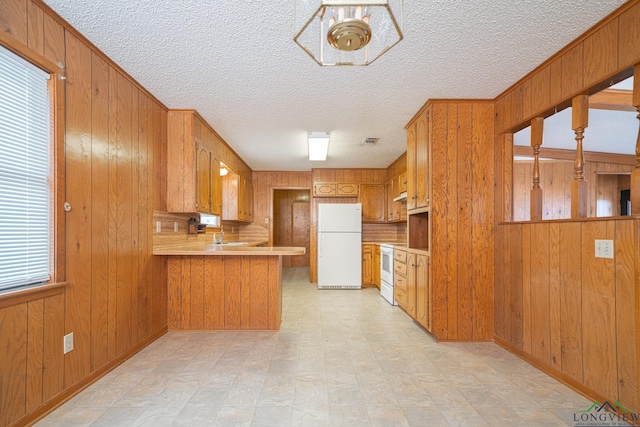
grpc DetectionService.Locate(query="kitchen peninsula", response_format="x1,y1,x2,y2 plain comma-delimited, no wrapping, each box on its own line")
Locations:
154,243,305,331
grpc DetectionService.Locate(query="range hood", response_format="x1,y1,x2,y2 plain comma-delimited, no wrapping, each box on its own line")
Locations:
393,192,407,202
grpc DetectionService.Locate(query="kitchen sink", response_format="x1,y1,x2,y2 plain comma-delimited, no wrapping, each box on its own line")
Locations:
214,242,249,246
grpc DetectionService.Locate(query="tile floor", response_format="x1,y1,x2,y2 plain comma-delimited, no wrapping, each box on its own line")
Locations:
36,267,605,426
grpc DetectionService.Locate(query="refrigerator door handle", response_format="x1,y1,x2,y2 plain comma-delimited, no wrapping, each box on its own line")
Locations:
318,233,322,257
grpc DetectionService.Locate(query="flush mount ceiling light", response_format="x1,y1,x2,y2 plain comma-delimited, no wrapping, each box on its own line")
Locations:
294,0,403,66
308,132,330,161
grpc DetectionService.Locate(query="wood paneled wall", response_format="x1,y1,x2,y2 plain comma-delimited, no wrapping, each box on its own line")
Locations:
495,1,640,134
513,159,633,221
0,1,168,426
494,219,639,411
428,101,495,341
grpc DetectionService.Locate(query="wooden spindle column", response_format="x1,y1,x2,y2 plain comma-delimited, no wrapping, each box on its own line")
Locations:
631,64,640,216
530,117,543,220
571,95,589,218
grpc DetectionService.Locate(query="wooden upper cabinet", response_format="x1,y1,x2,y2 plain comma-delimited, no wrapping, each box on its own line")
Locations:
222,170,253,222
167,111,221,215
398,171,407,194
406,121,417,210
416,109,429,208
196,144,212,213
211,157,222,216
313,182,359,197
386,179,394,221
313,183,336,197
337,183,358,196
359,184,385,223
406,106,430,212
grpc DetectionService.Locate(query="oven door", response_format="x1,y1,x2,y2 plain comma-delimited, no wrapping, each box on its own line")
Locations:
380,245,393,285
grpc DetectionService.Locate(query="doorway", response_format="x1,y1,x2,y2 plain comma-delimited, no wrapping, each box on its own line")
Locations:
273,189,311,268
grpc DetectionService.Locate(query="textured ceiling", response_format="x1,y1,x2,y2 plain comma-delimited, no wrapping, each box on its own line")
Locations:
43,0,627,171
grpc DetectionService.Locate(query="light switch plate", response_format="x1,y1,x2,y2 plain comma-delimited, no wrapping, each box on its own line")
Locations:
595,239,613,259
156,221,161,233
64,333,74,354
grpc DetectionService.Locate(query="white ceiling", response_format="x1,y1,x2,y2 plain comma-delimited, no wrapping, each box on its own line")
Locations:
43,0,627,171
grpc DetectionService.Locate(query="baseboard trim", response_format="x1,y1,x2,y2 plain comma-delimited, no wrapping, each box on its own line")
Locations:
17,327,168,427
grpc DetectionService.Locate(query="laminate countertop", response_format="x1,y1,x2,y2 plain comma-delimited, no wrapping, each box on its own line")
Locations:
153,243,305,256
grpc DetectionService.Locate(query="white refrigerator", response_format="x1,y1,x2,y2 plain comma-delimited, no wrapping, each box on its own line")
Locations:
317,203,362,289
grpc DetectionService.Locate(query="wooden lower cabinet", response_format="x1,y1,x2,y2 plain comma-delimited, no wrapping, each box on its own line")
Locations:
373,245,380,289
167,255,282,330
412,252,430,331
394,248,430,332
394,249,415,317
362,244,373,286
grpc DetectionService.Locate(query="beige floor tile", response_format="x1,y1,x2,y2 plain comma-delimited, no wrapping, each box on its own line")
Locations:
36,267,599,427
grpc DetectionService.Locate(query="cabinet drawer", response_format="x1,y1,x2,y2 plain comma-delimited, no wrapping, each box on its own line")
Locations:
362,244,372,254
394,287,407,308
337,183,359,196
394,250,407,263
394,273,407,291
394,261,407,277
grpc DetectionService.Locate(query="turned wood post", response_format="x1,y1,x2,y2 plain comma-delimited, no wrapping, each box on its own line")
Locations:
502,133,514,222
571,95,589,218
530,117,544,220
631,64,640,215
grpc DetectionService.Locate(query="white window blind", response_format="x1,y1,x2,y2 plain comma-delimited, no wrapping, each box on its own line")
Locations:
0,45,52,291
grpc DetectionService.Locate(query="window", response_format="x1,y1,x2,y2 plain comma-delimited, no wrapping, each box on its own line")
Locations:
0,45,52,292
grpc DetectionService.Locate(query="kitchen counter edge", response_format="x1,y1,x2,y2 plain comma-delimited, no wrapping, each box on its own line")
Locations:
153,244,305,256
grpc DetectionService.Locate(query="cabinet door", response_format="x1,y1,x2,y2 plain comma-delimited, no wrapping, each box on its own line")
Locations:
386,180,394,222
314,183,336,197
416,108,430,209
244,177,254,221
337,183,359,196
211,158,222,215
405,253,417,318
360,184,385,223
196,145,211,213
373,245,380,289
362,246,372,285
405,253,417,319
406,121,417,210
398,172,407,194
415,254,430,330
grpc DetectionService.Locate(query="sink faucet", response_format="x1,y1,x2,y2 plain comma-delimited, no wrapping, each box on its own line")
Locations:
213,227,224,244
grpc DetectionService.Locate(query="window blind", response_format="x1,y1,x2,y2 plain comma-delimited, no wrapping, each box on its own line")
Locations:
0,45,52,291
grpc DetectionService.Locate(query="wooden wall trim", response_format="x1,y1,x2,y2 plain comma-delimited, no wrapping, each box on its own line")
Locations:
0,282,66,310
494,335,611,405
513,145,636,166
0,28,60,73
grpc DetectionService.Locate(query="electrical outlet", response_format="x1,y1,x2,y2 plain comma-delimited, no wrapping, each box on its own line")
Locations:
264,217,269,224
156,221,161,233
174,221,179,232
64,333,74,354
595,239,614,259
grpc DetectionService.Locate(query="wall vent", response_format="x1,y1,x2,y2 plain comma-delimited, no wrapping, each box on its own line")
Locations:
363,137,379,145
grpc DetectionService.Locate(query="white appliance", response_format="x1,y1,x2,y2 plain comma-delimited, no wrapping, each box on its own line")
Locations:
380,244,396,305
317,203,362,289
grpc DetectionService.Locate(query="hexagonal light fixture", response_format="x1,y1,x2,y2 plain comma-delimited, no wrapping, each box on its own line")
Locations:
294,0,403,66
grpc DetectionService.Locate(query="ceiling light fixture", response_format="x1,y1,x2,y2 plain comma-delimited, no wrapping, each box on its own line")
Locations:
308,132,330,161
294,0,403,66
